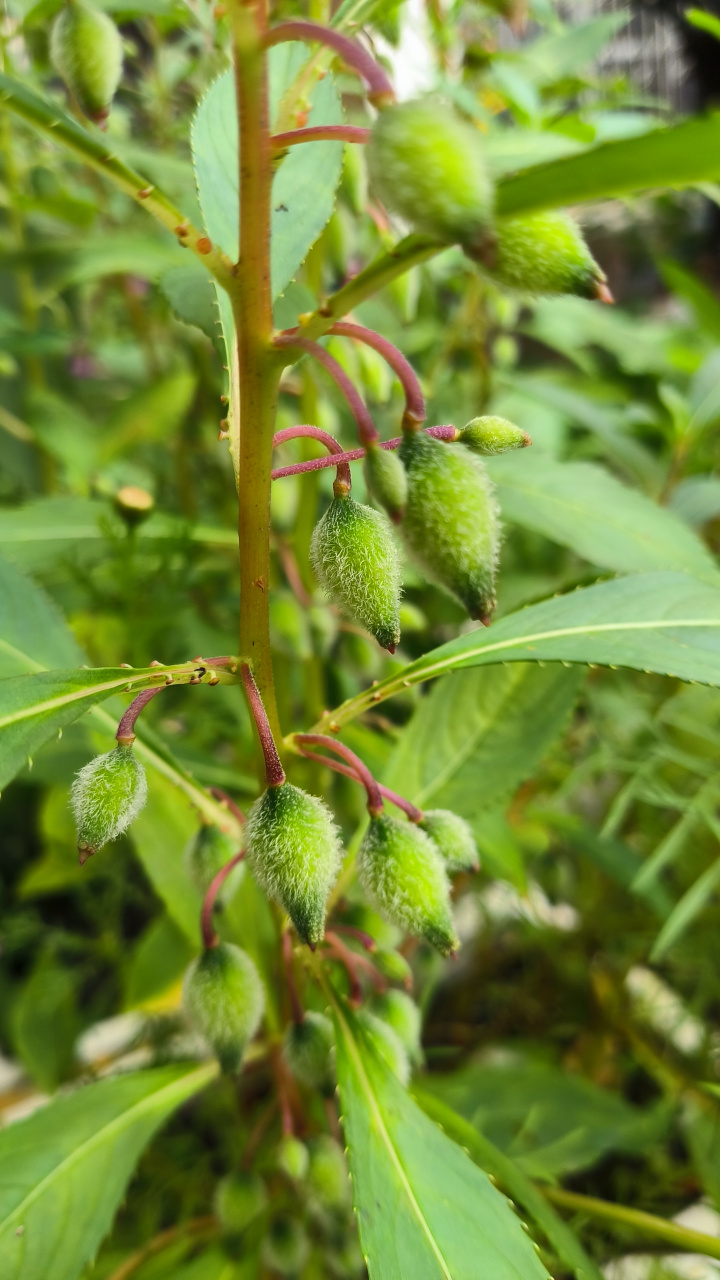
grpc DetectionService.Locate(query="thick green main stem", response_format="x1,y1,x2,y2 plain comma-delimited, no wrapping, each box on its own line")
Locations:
231,0,281,742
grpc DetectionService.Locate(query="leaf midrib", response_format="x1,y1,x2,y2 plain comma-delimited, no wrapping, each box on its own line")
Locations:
0,1063,216,1236
333,997,453,1280
0,671,161,730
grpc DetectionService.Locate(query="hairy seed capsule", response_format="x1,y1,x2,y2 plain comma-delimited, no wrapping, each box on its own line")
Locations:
245,783,342,947
474,211,607,298
459,415,530,456
263,1217,309,1277
400,428,500,622
283,1011,335,1094
419,808,480,874
369,988,423,1067
367,99,494,253
215,1171,267,1235
71,745,147,863
278,1134,309,1181
358,1008,411,1084
310,492,402,652
184,823,242,898
363,442,408,523
307,1136,352,1214
50,0,123,124
357,813,458,956
182,942,264,1074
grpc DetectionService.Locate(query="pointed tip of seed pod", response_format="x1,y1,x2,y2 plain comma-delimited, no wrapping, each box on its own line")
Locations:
480,614,492,628
386,643,396,655
308,942,317,953
78,844,95,866
521,432,532,447
595,279,614,304
389,510,405,525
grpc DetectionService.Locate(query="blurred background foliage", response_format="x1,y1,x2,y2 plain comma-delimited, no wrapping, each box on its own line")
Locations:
3,0,720,1277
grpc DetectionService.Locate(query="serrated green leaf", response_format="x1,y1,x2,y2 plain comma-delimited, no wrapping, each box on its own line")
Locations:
0,1062,216,1280
320,573,720,731
331,992,550,1280
489,452,719,580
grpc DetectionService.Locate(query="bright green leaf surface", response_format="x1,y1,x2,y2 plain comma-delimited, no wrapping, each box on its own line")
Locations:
332,994,550,1280
489,452,719,580
0,551,83,677
0,1062,216,1280
131,771,205,945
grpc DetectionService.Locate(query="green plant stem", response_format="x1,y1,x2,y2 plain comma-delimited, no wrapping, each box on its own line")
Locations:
230,0,282,744
543,1186,720,1261
106,1216,218,1280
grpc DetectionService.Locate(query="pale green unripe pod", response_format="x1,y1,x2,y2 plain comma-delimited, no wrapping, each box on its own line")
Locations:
182,942,265,1074
283,1011,335,1094
307,1136,352,1214
459,415,530,456
71,744,147,863
369,988,423,1067
357,813,458,956
184,823,242,899
367,99,494,253
245,783,342,947
310,491,402,653
399,429,500,623
263,1216,309,1276
278,1134,309,1181
358,1008,410,1085
419,808,480,874
215,1171,267,1235
474,211,607,299
363,442,408,524
50,0,123,124
373,947,414,989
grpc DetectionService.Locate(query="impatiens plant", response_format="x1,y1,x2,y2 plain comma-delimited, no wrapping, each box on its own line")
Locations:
5,2,720,1278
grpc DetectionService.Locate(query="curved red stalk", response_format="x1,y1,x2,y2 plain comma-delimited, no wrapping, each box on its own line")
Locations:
241,663,286,787
273,423,351,491
265,21,395,107
295,733,384,816
272,125,371,149
115,685,164,746
274,333,379,446
272,424,458,481
201,850,245,949
296,744,422,822
208,787,246,826
329,321,426,428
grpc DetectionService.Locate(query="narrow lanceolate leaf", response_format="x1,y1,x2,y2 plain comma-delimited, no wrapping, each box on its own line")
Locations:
414,1091,604,1280
0,1062,217,1280
489,453,719,581
314,573,720,732
331,994,550,1280
0,662,237,790
496,113,720,217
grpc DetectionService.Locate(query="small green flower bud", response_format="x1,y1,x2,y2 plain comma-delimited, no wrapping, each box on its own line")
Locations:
307,1136,352,1214
474,211,607,299
245,783,342,947
71,745,147,863
419,808,480,874
278,1134,310,1181
357,813,458,956
263,1216,309,1277
369,989,423,1067
459,415,530,456
310,491,402,653
184,823,242,899
50,0,123,124
373,947,414,988
358,1008,410,1085
363,442,408,524
182,942,265,1074
400,429,500,623
214,1171,267,1235
367,99,494,252
283,1011,335,1094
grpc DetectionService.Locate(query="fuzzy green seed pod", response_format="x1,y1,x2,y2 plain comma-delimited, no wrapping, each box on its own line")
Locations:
369,989,423,1067
459,415,530,456
357,813,458,956
71,745,147,863
182,942,264,1074
419,808,480,874
278,1134,309,1181
310,491,402,653
263,1217,309,1277
307,1136,351,1214
367,99,493,253
400,429,500,622
184,823,242,899
474,211,607,299
215,1171,267,1235
50,0,123,124
358,1008,410,1085
245,783,342,947
363,442,408,524
283,1011,335,1094
373,947,414,989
